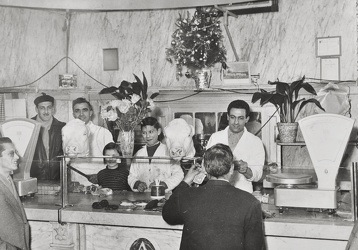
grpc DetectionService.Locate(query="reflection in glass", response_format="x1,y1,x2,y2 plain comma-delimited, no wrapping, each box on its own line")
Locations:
246,112,262,138
218,112,228,131
174,112,205,135
195,112,216,134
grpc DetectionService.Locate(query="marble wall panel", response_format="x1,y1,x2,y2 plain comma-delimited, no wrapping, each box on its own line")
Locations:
29,221,54,250
0,0,355,93
0,8,66,89
68,11,153,90
225,0,356,85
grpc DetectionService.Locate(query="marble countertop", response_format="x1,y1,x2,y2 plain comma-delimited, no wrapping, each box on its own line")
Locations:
21,190,355,240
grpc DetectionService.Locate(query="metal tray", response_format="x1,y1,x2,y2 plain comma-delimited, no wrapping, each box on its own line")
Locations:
266,173,313,185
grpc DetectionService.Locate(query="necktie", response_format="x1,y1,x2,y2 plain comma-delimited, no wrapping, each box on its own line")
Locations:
7,176,18,197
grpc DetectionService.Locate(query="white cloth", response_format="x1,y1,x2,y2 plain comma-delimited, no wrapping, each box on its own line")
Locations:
206,126,265,193
128,143,184,192
71,121,113,186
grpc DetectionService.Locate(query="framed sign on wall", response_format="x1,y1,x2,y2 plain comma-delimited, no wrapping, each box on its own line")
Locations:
316,36,341,57
320,57,340,81
220,61,251,88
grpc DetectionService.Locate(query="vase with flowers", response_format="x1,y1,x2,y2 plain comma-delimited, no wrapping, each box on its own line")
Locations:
166,7,227,89
99,72,159,157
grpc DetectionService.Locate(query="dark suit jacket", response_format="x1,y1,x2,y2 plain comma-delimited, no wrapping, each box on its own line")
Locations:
31,116,66,180
0,177,30,250
162,180,264,250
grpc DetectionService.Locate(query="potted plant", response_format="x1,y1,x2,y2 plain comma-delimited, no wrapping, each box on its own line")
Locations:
166,7,227,89
99,72,159,156
251,76,325,142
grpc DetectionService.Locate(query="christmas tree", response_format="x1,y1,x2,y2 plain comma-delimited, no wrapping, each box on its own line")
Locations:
166,7,227,79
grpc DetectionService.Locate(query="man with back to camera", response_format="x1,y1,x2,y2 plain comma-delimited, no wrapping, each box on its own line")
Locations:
206,99,265,193
70,97,113,186
162,143,264,250
31,92,66,180
0,137,30,250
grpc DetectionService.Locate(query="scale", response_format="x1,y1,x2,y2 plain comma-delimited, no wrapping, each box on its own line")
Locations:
266,114,355,213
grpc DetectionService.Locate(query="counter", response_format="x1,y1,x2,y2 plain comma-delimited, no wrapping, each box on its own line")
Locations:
22,190,354,250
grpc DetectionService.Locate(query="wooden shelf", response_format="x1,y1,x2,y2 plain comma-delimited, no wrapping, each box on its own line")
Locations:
276,140,358,146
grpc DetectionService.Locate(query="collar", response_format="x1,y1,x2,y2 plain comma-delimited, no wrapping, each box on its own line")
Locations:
205,179,232,186
36,115,53,128
0,170,10,179
227,126,246,136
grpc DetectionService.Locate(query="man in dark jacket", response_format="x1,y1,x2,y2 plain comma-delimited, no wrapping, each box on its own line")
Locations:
31,93,66,180
162,143,265,250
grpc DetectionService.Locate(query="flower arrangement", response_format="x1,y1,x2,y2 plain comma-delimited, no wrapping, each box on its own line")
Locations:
99,72,159,132
166,7,227,79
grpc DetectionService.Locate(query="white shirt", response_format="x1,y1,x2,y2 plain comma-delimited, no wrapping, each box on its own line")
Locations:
128,143,184,192
206,126,265,193
71,121,113,186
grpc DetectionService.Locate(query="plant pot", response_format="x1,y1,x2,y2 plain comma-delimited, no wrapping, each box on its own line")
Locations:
193,68,212,90
277,122,298,143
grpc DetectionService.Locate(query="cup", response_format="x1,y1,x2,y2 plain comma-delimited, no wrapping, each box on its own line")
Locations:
150,185,165,199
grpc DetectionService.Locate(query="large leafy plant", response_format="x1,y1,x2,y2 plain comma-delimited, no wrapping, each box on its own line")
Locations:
99,72,159,131
252,76,325,123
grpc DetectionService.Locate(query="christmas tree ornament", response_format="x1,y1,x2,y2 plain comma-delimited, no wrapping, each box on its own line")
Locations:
166,7,227,85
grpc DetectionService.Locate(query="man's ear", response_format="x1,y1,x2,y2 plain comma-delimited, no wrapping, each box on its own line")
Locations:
158,128,162,135
245,116,250,124
229,164,234,175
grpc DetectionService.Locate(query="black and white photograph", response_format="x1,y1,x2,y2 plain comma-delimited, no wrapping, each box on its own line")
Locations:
0,0,357,249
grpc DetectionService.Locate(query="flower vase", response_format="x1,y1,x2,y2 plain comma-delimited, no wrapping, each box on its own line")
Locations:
118,130,135,158
193,68,212,90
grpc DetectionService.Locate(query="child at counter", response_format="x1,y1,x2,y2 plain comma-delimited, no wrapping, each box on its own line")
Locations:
97,142,131,191
128,117,184,192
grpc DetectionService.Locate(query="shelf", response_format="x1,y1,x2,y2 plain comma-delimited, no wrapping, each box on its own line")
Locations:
276,141,306,146
276,140,358,146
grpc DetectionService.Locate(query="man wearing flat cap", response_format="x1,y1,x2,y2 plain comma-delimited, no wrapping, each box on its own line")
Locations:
31,93,66,180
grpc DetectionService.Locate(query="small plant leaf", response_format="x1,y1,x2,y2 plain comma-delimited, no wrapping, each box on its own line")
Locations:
150,92,159,99
99,86,118,95
132,74,143,96
142,72,148,100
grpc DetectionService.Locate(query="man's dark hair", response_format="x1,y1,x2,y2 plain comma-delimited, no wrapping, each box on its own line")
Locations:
102,142,120,155
102,142,121,163
0,137,13,155
72,97,93,111
141,117,164,141
204,143,233,178
227,100,250,118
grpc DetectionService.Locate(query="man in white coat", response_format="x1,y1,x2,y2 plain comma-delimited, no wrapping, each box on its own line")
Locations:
71,97,113,186
206,100,265,193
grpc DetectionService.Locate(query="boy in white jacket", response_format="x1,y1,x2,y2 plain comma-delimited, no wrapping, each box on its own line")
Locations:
128,117,184,192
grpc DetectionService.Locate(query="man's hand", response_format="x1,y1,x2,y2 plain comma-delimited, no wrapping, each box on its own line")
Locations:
183,164,202,185
137,182,147,192
234,160,253,179
87,174,98,184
